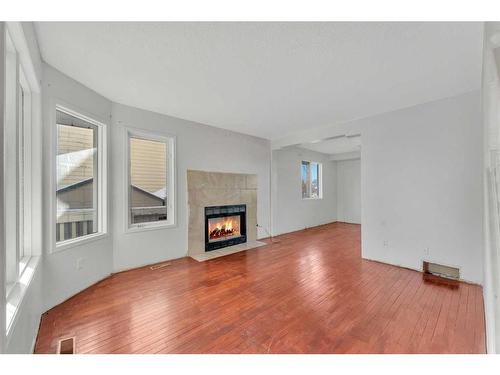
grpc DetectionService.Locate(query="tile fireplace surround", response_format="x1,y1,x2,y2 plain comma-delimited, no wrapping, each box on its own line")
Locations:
187,170,258,256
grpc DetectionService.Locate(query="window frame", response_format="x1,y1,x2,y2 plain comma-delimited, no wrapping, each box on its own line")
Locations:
52,104,108,252
18,68,32,275
301,160,323,200
4,29,19,296
124,128,176,233
3,22,42,340
4,31,34,295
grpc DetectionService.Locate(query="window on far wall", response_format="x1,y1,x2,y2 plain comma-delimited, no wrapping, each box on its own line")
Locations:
56,108,102,243
127,131,175,229
301,160,322,199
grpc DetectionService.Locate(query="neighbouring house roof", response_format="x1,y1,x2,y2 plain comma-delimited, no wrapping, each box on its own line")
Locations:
131,185,166,202
57,178,166,201
57,177,94,193
152,187,167,200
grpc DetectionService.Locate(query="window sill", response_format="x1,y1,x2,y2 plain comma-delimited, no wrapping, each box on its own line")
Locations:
5,282,15,301
302,197,323,200
5,256,40,338
18,255,31,276
125,221,177,234
53,232,109,253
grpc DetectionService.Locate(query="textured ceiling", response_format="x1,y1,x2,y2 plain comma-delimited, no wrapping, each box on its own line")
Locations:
35,22,483,140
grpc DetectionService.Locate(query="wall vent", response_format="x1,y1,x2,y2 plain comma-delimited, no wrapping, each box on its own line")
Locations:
423,261,460,287
57,337,75,354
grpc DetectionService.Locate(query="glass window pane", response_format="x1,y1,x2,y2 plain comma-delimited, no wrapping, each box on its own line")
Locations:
56,110,98,242
4,33,19,285
302,160,321,199
18,87,25,260
311,162,319,198
301,161,310,198
129,137,167,225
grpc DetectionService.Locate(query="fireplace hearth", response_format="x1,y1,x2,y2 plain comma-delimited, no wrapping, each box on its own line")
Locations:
205,205,247,251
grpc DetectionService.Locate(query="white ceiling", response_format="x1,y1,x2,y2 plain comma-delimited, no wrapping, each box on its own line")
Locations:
34,22,483,140
300,135,361,155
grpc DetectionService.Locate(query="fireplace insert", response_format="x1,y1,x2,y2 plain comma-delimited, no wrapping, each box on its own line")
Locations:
205,204,247,251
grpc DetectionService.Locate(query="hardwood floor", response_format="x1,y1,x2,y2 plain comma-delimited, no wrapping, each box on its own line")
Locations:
34,223,486,354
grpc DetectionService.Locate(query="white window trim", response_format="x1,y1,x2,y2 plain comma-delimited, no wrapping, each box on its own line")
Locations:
3,21,42,344
124,127,177,233
4,29,21,287
18,68,32,276
50,103,108,253
301,160,323,200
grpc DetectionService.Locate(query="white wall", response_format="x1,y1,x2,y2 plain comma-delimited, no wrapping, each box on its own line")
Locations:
111,103,271,271
42,64,114,310
272,147,337,236
361,91,483,284
336,158,361,224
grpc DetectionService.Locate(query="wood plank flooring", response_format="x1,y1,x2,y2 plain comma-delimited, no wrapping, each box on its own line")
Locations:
34,223,486,354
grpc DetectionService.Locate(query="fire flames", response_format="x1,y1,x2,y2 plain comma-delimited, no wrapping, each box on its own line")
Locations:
208,217,239,240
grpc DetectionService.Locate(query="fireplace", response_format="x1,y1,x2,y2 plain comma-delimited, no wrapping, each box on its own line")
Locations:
205,204,247,251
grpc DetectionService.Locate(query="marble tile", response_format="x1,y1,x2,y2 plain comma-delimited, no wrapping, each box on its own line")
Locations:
240,189,257,206
187,170,209,189
233,174,248,189
246,174,258,189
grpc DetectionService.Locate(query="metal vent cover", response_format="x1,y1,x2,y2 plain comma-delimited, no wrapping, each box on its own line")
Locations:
423,261,460,280
57,337,75,354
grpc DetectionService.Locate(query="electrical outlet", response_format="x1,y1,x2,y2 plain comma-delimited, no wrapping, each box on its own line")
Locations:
383,240,389,247
76,258,85,270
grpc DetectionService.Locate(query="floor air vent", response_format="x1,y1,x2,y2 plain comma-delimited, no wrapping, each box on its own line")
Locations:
423,261,460,287
150,262,171,270
57,337,75,354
